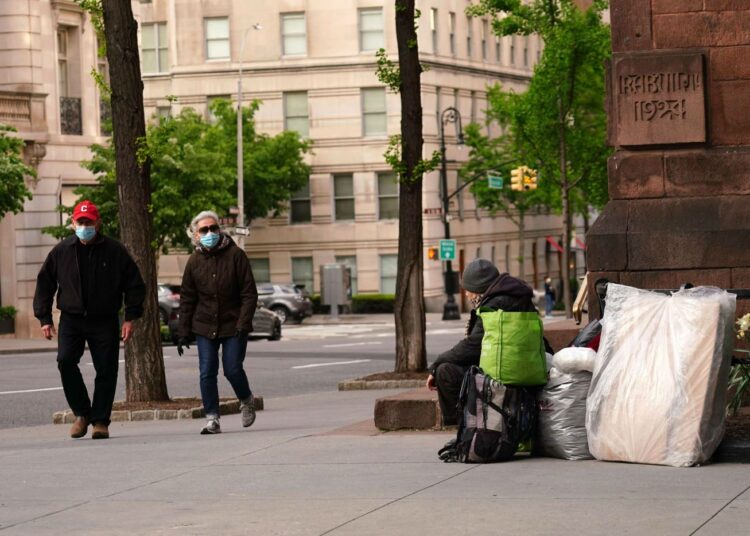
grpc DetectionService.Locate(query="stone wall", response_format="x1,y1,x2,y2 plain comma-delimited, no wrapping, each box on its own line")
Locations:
587,0,750,318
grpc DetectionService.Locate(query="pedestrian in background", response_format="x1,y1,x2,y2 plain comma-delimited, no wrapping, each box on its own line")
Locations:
177,210,258,435
544,276,556,317
33,200,145,440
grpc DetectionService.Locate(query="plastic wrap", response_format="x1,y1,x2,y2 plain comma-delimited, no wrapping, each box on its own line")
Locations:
586,284,736,467
553,347,597,374
536,366,593,460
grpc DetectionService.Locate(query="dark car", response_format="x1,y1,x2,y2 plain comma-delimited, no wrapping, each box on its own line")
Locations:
257,283,313,324
162,283,282,342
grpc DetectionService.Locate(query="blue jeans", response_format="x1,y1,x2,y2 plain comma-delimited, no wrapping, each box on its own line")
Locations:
196,334,252,417
545,294,555,316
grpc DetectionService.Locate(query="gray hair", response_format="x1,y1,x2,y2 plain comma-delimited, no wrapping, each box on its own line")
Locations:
186,210,221,246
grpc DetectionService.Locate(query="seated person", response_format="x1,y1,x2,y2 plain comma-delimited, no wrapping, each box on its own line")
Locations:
426,258,539,426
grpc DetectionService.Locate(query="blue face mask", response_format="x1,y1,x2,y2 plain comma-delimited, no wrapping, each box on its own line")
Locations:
200,232,220,249
75,225,97,242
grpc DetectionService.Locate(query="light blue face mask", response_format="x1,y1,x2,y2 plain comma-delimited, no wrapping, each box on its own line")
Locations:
75,225,96,242
200,232,220,249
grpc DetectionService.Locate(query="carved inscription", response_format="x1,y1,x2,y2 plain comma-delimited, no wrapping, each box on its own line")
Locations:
613,54,705,146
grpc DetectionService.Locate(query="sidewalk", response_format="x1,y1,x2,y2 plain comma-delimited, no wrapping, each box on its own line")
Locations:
1,389,748,535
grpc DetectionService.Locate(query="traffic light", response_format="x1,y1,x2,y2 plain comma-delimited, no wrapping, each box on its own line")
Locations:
524,168,538,190
427,247,439,260
510,167,523,191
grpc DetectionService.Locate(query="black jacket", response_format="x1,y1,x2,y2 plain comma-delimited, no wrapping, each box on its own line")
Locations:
429,273,538,375
178,234,257,340
33,234,145,326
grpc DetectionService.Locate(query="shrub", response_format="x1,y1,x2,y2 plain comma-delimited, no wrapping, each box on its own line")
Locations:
0,306,17,320
352,294,395,314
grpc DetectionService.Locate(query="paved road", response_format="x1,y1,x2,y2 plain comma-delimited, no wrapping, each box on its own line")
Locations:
0,318,471,429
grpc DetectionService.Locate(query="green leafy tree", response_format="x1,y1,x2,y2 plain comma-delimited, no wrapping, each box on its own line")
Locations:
44,101,310,253
0,125,34,219
468,0,611,317
460,122,549,279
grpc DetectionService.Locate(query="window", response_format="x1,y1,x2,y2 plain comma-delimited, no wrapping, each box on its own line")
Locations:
505,244,511,273
435,86,442,119
206,95,230,123
290,179,311,223
495,37,501,62
523,36,529,67
97,37,111,135
141,23,168,73
430,8,438,53
281,12,306,55
362,87,386,136
449,12,456,55
284,92,309,137
205,17,230,60
378,172,398,220
491,245,496,265
156,106,171,120
335,255,358,295
333,174,355,221
466,16,472,57
481,20,488,60
470,91,477,124
453,88,459,110
510,36,515,65
292,257,313,293
359,8,384,52
250,258,270,283
380,254,398,294
57,29,69,97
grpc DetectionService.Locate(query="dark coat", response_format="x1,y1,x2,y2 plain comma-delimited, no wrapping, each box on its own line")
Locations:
178,234,257,339
33,234,145,326
429,273,538,375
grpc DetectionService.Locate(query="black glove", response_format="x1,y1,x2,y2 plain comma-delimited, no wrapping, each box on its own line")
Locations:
235,329,249,340
177,337,190,357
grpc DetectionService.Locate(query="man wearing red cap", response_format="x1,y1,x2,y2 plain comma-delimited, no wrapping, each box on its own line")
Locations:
33,200,145,439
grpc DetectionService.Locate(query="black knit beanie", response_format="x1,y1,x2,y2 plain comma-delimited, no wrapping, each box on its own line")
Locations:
462,259,500,293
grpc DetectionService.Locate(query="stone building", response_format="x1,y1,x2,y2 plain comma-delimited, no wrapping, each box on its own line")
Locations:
1,0,575,338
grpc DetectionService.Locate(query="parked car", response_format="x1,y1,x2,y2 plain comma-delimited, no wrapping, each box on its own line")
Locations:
161,283,282,342
256,283,313,324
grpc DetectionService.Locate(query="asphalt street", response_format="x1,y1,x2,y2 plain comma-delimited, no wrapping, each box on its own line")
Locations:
0,318,469,429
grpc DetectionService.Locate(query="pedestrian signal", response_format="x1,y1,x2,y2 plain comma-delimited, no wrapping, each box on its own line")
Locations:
427,247,440,260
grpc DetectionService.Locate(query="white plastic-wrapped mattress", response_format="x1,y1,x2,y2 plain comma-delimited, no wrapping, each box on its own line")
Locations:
586,284,736,467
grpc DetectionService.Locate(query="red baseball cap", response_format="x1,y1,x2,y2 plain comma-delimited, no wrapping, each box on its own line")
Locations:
72,200,100,221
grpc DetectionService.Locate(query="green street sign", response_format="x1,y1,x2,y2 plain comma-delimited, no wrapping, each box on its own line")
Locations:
439,239,457,261
488,174,503,189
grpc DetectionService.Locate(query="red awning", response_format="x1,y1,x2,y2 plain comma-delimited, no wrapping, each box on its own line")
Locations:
546,236,564,253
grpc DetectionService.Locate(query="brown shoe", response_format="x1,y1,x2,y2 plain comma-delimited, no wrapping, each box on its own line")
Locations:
91,423,109,440
70,416,89,439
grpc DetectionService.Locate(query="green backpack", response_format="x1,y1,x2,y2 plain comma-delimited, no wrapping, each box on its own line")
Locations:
478,309,547,386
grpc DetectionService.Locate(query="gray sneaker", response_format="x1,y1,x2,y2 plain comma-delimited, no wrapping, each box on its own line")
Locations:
240,396,256,428
200,416,221,435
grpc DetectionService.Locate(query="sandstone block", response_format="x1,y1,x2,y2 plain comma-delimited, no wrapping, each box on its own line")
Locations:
710,46,750,81
585,201,629,272
704,0,750,11
654,12,750,48
130,410,155,421
610,0,652,52
374,390,441,431
110,411,131,422
608,152,664,199
652,0,703,13
665,149,750,197
710,80,750,146
619,269,732,289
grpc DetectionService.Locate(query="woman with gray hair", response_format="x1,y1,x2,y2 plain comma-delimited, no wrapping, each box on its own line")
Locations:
177,210,258,434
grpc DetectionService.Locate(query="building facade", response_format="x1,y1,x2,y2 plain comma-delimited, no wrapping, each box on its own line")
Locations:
0,0,578,338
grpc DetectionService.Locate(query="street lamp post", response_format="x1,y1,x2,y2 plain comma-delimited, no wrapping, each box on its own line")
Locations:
439,106,464,321
236,23,262,250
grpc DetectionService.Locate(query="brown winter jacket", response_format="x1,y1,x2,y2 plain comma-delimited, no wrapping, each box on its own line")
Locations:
178,234,257,339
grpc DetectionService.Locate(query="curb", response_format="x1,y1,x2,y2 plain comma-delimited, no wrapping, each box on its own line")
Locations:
53,396,264,424
338,379,425,391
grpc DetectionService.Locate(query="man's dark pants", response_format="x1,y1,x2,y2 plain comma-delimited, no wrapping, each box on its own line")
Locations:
57,313,120,426
434,362,469,426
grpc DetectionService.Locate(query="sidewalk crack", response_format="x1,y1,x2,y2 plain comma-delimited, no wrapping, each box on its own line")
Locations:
689,483,750,536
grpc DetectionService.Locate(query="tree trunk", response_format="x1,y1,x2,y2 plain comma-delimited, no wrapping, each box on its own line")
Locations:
101,0,169,401
393,0,426,372
558,100,572,319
